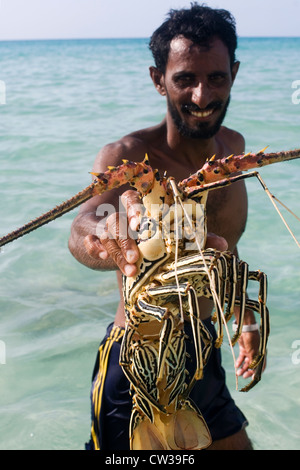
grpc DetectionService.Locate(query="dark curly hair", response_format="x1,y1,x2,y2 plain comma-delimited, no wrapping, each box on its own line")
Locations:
149,3,238,73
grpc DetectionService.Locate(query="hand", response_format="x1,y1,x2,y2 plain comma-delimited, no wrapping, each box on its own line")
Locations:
83,197,229,276
84,190,141,276
206,232,228,251
235,330,266,379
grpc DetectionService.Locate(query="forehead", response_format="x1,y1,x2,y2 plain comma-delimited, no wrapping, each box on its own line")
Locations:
166,36,231,73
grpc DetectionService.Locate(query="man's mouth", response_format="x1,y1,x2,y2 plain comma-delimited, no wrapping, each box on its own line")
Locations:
182,102,222,119
189,108,214,118
168,95,231,139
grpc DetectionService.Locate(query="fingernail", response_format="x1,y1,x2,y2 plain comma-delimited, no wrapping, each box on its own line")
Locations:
99,251,107,260
126,249,138,263
129,216,139,231
124,264,134,277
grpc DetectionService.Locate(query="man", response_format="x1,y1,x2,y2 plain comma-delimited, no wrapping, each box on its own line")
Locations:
69,4,261,450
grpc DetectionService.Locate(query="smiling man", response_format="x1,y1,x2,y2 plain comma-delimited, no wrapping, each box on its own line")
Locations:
69,4,260,450
149,35,239,140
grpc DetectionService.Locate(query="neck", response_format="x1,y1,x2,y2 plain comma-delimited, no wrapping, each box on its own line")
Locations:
164,115,219,168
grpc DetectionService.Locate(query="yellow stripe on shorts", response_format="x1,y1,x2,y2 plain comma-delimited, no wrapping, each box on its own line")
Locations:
91,325,125,450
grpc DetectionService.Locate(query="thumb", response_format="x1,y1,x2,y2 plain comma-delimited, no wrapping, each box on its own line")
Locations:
206,232,228,251
84,234,108,260
121,189,143,231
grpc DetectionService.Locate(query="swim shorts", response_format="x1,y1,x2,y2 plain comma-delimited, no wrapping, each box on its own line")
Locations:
86,318,248,450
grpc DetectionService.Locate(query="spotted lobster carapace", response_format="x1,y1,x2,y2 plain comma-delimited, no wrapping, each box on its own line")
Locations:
1,148,300,450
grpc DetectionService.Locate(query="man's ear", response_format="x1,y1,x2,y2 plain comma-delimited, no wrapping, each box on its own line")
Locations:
231,61,240,83
149,66,166,96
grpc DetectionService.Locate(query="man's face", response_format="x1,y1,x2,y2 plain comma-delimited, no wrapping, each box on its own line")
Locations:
160,36,239,139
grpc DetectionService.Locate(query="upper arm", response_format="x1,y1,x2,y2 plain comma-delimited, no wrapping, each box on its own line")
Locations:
78,137,147,216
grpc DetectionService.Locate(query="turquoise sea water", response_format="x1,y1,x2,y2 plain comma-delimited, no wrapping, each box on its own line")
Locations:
0,37,299,450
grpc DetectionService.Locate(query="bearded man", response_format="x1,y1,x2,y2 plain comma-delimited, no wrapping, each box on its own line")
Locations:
69,4,260,450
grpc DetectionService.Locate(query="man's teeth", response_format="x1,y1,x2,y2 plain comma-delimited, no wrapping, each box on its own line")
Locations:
190,109,214,118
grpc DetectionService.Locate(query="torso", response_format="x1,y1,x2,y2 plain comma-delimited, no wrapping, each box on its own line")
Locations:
93,121,247,327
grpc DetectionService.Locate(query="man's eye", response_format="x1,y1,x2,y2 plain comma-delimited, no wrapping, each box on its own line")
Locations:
209,74,227,85
175,76,194,87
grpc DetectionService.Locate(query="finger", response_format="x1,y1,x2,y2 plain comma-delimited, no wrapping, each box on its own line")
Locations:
237,361,252,377
235,352,250,374
241,356,267,379
242,369,255,379
105,212,139,264
101,212,139,275
235,355,255,379
84,234,109,260
235,352,245,370
121,190,143,231
206,232,228,251
100,230,137,276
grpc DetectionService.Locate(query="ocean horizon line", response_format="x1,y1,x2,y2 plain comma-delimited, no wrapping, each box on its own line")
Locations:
0,35,300,43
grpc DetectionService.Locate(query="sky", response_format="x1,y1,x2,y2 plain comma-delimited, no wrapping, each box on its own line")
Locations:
0,0,299,41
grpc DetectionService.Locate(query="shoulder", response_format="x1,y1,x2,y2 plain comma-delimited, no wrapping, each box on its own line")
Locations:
218,126,245,156
92,135,148,173
92,124,164,173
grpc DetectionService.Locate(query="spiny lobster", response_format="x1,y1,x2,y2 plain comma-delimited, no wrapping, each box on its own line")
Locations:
1,148,300,450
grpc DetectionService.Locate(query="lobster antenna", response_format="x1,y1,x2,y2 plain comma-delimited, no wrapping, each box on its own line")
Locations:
169,180,238,389
255,173,300,249
172,183,185,324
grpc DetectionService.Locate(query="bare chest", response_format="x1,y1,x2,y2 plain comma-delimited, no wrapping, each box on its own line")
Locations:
205,181,248,250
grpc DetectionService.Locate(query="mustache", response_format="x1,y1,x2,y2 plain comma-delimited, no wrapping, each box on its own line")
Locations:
182,101,223,114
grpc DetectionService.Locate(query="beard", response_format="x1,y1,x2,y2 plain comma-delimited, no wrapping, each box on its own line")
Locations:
167,95,231,140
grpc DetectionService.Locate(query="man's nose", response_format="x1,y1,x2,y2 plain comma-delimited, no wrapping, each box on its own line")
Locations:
191,82,211,109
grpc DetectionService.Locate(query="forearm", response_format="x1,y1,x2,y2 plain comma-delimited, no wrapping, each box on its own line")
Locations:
234,303,257,325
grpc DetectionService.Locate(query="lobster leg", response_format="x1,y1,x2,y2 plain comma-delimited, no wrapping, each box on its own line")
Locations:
158,251,226,348
183,284,213,394
119,323,166,413
146,283,212,385
223,254,238,323
231,270,269,376
156,249,269,392
224,281,269,393
248,271,269,369
136,291,183,386
217,254,228,314
230,260,249,346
